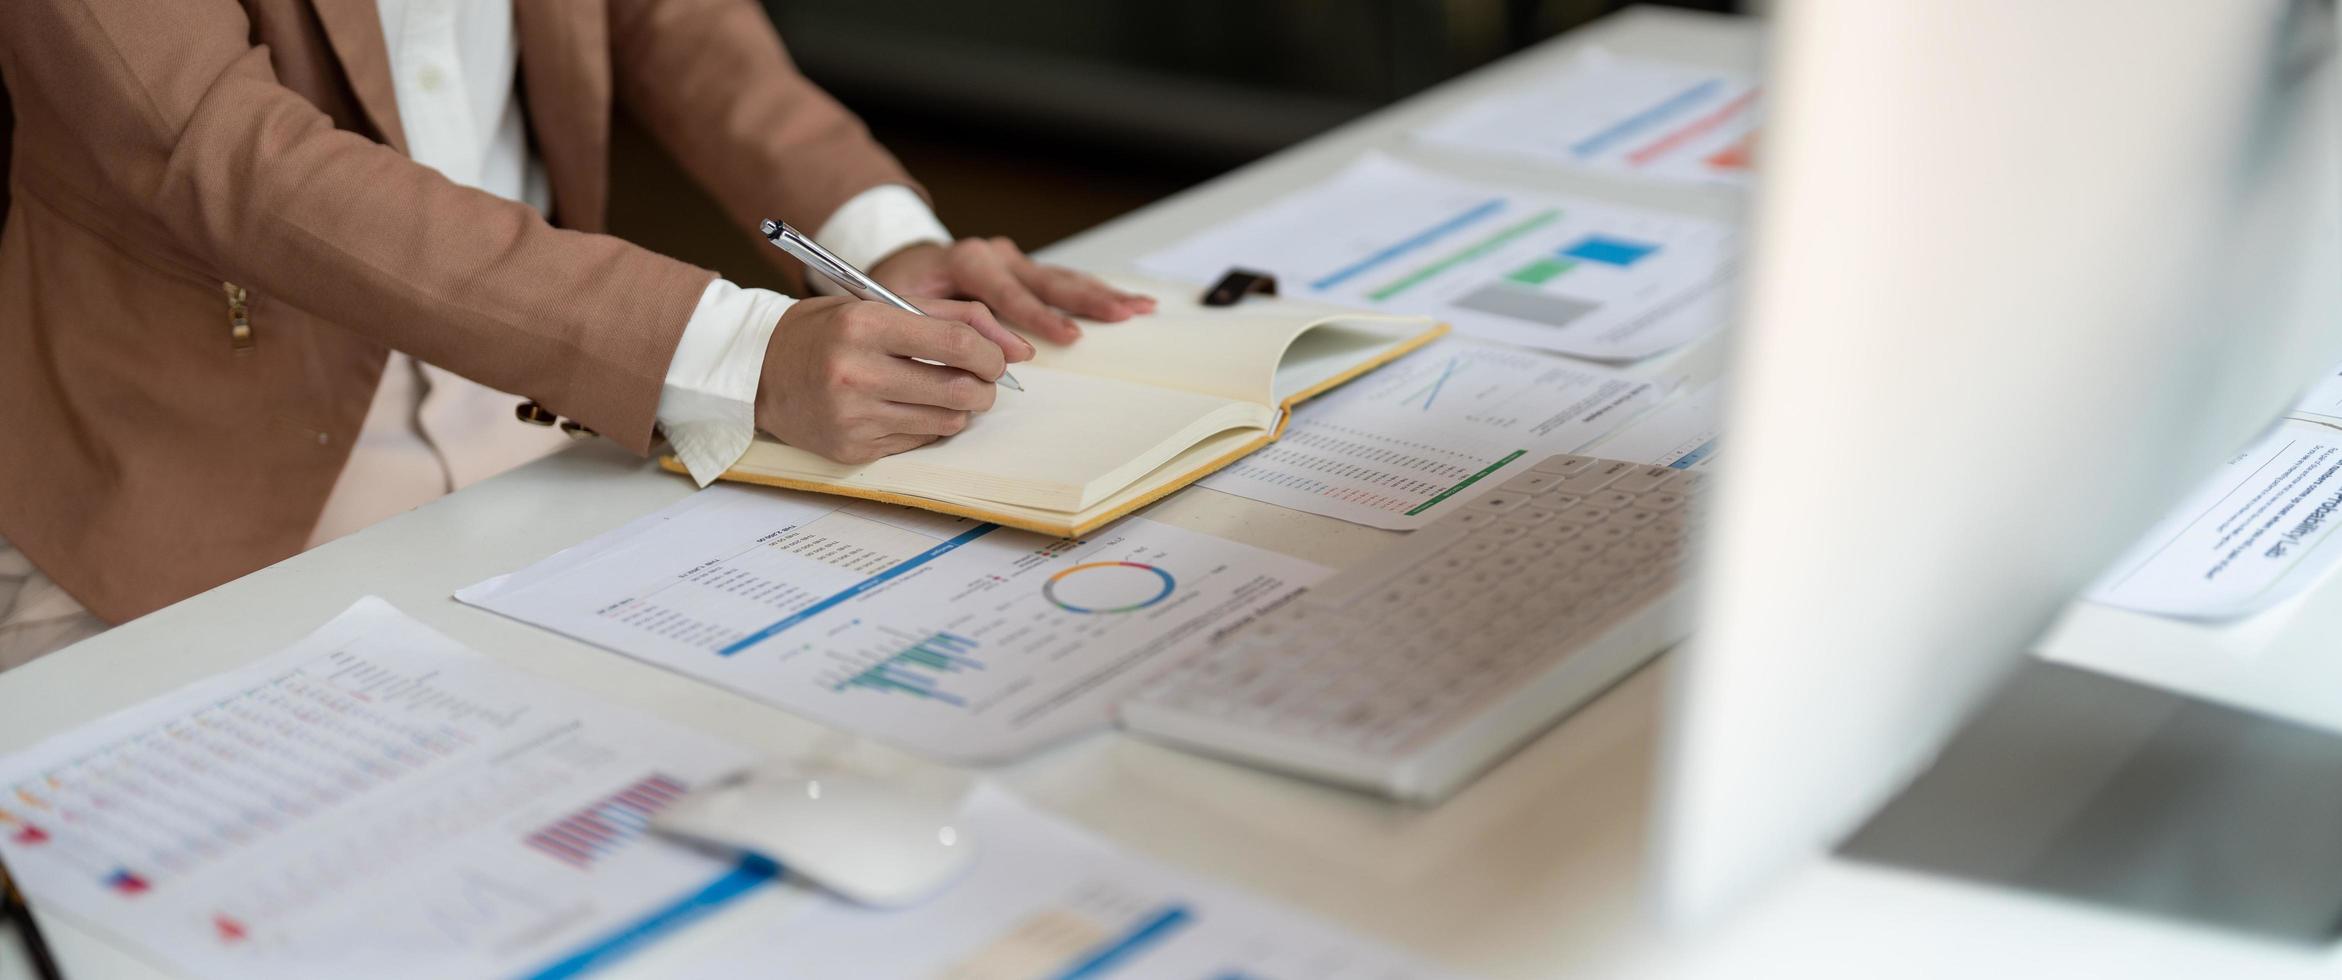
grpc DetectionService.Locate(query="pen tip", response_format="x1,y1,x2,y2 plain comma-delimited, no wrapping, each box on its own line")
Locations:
998,374,1026,392
758,219,780,238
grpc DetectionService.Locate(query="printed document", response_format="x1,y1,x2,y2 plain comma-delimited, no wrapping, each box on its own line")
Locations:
1140,154,1740,361
673,784,1455,979
458,488,1327,763
2090,416,2342,621
1413,48,1760,185
1199,336,1659,529
1585,380,1721,471
0,599,765,980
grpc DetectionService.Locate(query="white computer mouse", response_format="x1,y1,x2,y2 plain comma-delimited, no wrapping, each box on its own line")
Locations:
651,766,976,908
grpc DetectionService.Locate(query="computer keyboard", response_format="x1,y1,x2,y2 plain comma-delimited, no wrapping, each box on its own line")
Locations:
1120,453,1703,803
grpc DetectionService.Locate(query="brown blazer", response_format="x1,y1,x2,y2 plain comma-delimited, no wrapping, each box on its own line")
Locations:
0,0,916,622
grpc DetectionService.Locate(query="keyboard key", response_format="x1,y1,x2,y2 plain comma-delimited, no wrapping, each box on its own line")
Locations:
1498,470,1562,495
1585,522,1634,545
1531,454,1600,476
1531,521,1584,543
1557,504,1612,525
1641,491,1687,510
1610,465,1675,494
1556,460,1635,493
1588,489,1638,510
1555,537,1608,562
1450,509,1502,531
1428,553,1476,576
1614,507,1660,527
1452,535,1503,559
1467,491,1530,513
1500,505,1564,530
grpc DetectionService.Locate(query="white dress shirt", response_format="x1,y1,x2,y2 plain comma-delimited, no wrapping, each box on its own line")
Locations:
308,0,950,545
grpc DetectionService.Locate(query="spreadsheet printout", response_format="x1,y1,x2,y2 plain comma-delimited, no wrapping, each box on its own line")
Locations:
459,487,1328,763
0,598,766,980
1199,335,1659,529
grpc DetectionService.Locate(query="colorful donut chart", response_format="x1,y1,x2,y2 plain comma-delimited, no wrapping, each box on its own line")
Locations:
1042,561,1177,614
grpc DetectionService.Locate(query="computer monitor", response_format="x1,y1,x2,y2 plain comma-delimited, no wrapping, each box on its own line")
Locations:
1656,0,2342,924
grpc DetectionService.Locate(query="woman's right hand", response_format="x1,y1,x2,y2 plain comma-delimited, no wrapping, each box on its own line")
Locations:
753,296,1033,464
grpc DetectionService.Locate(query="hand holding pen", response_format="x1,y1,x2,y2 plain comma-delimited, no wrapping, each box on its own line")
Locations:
764,220,1029,392
750,220,1036,464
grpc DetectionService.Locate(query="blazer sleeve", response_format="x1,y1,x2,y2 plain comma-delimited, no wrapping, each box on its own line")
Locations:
1,0,716,454
608,0,924,251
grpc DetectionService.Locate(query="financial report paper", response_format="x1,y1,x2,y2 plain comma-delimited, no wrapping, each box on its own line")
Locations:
1199,336,1659,529
673,784,1455,980
458,487,1329,763
1412,48,1760,186
1140,154,1740,361
0,599,764,980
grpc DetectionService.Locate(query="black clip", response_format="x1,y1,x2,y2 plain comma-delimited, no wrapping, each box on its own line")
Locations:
1201,268,1278,307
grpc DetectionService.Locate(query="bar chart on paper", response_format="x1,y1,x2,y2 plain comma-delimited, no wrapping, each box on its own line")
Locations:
460,487,1330,762
833,630,986,706
1201,336,1660,528
1413,48,1761,185
1141,153,1740,360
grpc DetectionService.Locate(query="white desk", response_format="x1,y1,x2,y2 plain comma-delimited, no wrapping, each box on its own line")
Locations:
19,7,2332,978
0,10,1745,977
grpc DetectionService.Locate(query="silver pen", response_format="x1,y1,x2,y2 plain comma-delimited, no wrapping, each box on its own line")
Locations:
760,219,1025,392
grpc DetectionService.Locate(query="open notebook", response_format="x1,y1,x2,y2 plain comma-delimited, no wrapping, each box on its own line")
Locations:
665,284,1446,536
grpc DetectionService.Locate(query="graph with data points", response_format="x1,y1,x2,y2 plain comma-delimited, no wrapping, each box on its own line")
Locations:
462,488,1329,762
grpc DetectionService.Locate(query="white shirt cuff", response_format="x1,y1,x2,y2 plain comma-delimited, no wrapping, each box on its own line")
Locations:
657,186,948,485
803,184,952,296
659,279,795,486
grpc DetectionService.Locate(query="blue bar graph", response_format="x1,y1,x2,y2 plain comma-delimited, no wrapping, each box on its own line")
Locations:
1308,198,1506,292
1569,78,1724,157
1560,235,1659,267
836,632,984,706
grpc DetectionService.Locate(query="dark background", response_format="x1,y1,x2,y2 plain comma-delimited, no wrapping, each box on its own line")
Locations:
609,0,1737,291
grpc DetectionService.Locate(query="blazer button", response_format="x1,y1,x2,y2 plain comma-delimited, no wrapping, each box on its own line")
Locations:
515,401,557,426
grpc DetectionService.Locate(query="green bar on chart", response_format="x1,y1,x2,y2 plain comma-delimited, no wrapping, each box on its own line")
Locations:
1506,257,1576,285
1367,209,1562,302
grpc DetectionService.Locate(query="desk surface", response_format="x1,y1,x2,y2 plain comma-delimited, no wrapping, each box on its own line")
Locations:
8,8,2333,978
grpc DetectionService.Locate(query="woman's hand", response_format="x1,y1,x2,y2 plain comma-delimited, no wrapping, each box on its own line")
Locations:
754,296,1031,464
869,237,1155,345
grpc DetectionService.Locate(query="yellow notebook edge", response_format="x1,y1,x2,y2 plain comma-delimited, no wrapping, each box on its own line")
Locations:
659,318,1452,536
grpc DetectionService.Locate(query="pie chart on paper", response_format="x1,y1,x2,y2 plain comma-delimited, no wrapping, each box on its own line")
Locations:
1043,562,1177,614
